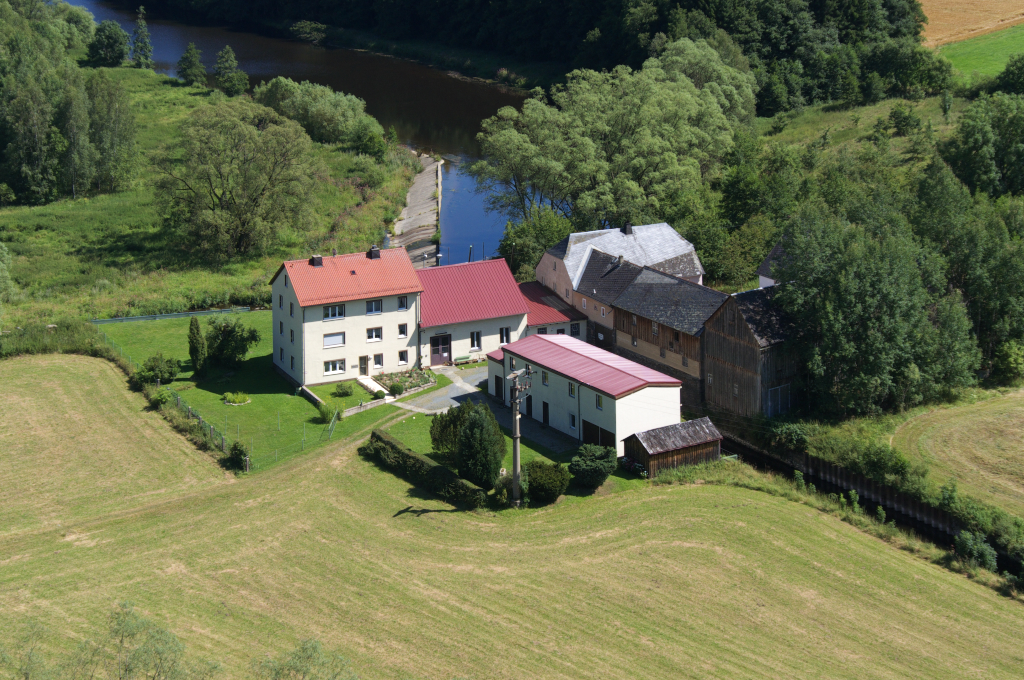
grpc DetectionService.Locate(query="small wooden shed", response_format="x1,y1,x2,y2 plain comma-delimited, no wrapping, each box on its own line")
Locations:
624,417,722,476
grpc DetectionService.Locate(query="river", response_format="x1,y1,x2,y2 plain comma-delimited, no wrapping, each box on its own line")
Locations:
70,0,522,264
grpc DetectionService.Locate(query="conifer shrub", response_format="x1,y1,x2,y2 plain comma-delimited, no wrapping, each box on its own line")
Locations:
455,405,506,490
568,444,617,488
525,460,570,505
225,441,248,471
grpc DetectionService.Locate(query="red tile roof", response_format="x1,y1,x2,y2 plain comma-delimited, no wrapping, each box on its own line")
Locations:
519,281,587,327
500,334,680,398
416,259,529,328
270,248,423,308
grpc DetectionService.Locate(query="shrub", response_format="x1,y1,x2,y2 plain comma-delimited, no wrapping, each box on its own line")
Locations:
954,530,998,572
224,441,248,471
205,317,260,368
223,391,249,404
360,430,486,508
317,402,335,424
568,444,617,488
132,353,180,388
455,405,506,490
889,102,921,137
793,470,806,492
333,382,354,398
525,460,570,505
770,422,810,457
389,382,404,396
430,399,477,465
374,389,386,400
493,466,529,507
993,340,1024,384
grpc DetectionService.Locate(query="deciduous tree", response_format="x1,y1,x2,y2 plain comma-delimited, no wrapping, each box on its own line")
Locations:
88,19,129,66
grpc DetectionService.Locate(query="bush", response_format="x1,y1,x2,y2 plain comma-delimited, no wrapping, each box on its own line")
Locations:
224,441,248,471
493,466,529,507
568,444,617,488
132,353,180,388
333,382,354,398
770,422,810,457
374,389,386,400
954,530,998,572
205,317,260,368
455,405,506,490
360,430,486,508
317,402,335,424
993,340,1024,384
223,391,249,404
998,53,1024,95
525,460,570,505
389,382,404,396
430,399,477,465
888,102,921,137
88,20,129,66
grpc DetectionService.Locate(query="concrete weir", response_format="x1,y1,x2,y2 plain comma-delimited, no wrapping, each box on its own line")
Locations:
392,153,442,268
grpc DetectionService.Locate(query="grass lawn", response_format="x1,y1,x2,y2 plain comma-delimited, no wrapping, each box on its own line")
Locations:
891,388,1024,518
0,67,414,326
4,357,1024,679
940,22,1024,77
396,372,452,401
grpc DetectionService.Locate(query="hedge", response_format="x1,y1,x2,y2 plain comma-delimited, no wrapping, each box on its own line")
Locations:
360,430,486,509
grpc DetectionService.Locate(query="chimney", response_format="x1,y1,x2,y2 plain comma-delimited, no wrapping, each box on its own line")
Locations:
309,255,323,267
617,254,624,267
367,245,381,260
622,223,633,235
332,248,337,257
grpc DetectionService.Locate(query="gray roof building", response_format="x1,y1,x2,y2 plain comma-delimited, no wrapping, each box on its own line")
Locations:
632,417,723,455
613,268,729,336
733,286,790,348
575,251,644,305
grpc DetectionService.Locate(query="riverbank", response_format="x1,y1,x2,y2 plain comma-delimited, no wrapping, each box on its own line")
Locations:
393,154,443,268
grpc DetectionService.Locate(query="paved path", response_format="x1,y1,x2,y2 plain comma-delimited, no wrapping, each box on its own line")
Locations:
397,366,579,455
393,154,441,269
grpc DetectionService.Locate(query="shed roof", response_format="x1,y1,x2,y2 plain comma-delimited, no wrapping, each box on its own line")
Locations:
501,334,680,398
631,417,723,455
270,248,423,308
733,287,790,348
575,250,644,305
546,223,702,285
613,268,728,336
519,281,587,327
416,259,528,328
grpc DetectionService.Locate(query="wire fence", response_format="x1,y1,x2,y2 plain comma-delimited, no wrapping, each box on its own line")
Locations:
99,331,143,373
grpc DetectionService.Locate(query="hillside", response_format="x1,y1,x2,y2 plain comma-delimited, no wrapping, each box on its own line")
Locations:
2,357,1024,679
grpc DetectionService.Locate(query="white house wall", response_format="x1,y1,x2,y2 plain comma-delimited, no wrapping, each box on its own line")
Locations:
614,386,681,455
420,313,527,365
272,271,304,384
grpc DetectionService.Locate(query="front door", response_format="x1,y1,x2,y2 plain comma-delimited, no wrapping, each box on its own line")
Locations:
359,356,368,376
542,401,549,426
526,395,533,418
430,335,451,366
495,376,504,402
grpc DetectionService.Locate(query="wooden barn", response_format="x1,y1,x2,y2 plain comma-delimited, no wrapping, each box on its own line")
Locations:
623,417,722,476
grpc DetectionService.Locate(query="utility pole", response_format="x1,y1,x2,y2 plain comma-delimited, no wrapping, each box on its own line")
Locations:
507,366,531,507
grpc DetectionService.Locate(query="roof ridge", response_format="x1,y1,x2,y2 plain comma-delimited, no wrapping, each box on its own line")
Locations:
540,334,661,384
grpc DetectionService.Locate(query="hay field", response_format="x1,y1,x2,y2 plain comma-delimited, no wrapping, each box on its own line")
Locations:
892,389,1024,518
3,357,1024,679
921,0,1024,46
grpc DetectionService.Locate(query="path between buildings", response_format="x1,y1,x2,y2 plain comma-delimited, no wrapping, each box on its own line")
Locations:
392,154,442,269
395,366,579,454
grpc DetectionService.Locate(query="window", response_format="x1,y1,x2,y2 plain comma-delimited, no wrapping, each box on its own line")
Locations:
674,331,680,342
652,322,658,336
290,302,294,317
733,383,739,397
631,314,637,326
565,288,570,300
538,327,548,335
279,294,283,309
324,332,345,348
290,329,294,343
284,274,288,287
290,355,295,370
707,373,713,385
542,370,549,386
324,360,345,375
556,328,565,335
510,357,516,369
398,350,408,365
582,298,587,309
397,296,408,311
279,321,283,335
553,260,556,270
601,307,606,318
470,331,482,351
323,304,345,320
596,394,603,410
373,353,384,369
569,413,577,430
367,327,382,342
398,323,407,338
366,299,382,315
632,336,637,347
568,383,575,398
279,347,283,361
570,323,580,337
683,355,689,368
499,327,511,344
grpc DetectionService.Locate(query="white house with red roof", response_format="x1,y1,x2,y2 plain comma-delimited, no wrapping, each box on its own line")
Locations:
270,246,424,385
416,259,529,366
518,281,588,338
487,335,681,455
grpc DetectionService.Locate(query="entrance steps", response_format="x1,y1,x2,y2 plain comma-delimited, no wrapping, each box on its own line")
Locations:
357,376,396,402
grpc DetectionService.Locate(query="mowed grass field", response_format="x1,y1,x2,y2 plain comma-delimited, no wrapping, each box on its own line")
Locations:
922,0,1024,46
939,22,1024,76
892,389,1024,518
3,358,1024,678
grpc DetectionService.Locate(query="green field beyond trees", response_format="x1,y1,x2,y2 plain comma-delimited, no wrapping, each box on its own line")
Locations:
940,23,1024,77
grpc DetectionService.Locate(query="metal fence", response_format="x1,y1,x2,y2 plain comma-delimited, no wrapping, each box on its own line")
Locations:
90,307,253,325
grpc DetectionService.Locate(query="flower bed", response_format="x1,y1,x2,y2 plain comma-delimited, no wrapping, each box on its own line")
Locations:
378,368,435,393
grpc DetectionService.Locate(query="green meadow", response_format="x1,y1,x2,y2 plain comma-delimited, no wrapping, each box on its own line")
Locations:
940,23,1024,77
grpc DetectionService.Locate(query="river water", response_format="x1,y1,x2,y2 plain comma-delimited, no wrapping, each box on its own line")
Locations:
71,0,521,263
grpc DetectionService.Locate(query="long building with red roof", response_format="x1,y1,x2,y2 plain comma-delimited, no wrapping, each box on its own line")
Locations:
487,334,681,455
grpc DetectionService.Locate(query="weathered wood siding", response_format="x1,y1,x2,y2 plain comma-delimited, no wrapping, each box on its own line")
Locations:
703,298,763,416
624,437,721,477
613,308,700,361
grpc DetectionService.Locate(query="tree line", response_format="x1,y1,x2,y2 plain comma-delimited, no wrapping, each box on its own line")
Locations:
0,2,143,205
144,0,941,115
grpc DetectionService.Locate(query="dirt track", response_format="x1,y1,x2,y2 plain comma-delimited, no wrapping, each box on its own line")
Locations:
922,0,1024,46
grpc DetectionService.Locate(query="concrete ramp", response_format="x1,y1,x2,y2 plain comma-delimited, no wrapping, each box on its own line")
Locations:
393,154,442,268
